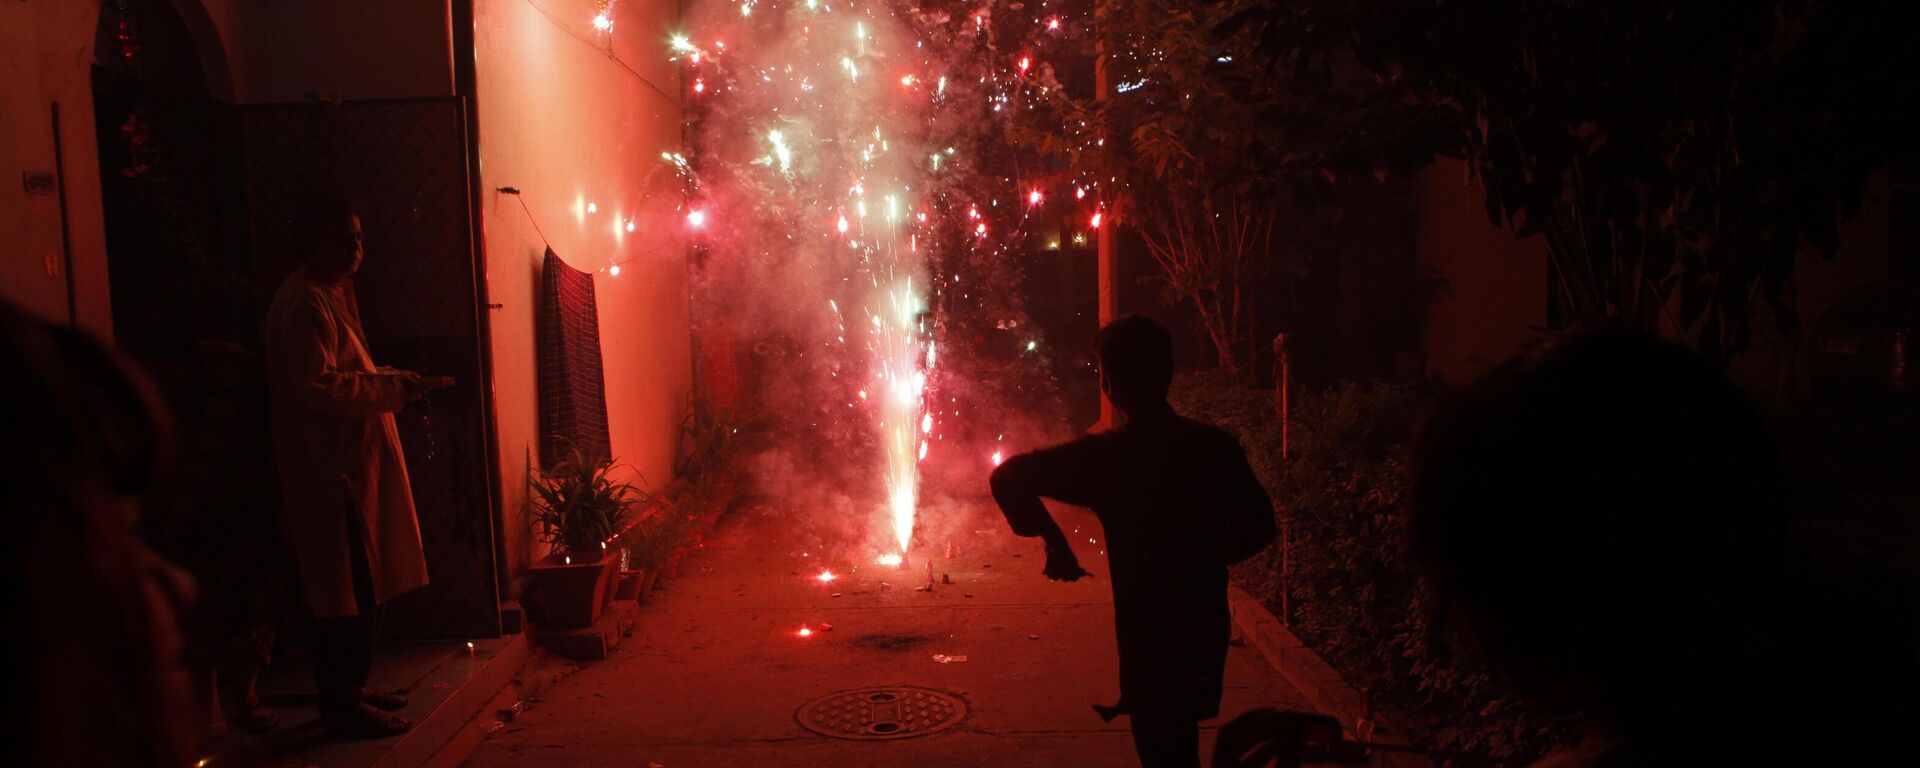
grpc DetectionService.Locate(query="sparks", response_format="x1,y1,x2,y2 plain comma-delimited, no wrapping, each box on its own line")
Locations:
1027,189,1044,206
767,130,793,174
1090,211,1104,229
877,553,904,567
796,626,815,638
686,209,707,228
592,11,613,31
816,570,837,583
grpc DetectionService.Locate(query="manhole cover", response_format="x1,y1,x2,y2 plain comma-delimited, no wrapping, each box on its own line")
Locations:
796,686,968,740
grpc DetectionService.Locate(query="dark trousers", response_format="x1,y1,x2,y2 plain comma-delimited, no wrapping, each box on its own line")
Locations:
312,507,379,718
1130,714,1201,768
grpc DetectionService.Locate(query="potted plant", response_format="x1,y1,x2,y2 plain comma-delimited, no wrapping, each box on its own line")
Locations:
625,502,696,591
523,449,645,629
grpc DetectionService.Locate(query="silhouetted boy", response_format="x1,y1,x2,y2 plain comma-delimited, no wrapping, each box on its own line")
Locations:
991,315,1277,768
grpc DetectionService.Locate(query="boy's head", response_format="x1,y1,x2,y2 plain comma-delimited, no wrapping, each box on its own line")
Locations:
1096,315,1173,414
291,193,364,282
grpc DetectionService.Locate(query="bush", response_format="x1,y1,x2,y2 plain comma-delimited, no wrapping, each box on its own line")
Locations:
1171,374,1579,765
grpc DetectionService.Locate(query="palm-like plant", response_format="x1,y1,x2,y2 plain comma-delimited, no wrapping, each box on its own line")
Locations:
528,448,645,559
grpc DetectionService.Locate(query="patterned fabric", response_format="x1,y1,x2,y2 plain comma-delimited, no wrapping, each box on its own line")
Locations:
537,248,612,466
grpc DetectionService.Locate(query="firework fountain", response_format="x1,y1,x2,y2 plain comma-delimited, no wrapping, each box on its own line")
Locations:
667,0,1088,564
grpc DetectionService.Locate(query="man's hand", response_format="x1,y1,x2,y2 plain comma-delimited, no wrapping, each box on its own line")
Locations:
1043,541,1091,582
401,372,455,402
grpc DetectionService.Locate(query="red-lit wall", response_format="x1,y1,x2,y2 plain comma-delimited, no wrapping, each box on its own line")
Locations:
474,0,692,576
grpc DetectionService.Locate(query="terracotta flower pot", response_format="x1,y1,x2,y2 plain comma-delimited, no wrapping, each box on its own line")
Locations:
524,552,618,629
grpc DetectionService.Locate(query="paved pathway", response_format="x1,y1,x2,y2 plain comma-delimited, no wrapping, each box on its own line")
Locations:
465,501,1312,767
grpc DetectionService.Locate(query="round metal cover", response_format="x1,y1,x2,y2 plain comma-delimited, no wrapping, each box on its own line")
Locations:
797,686,968,740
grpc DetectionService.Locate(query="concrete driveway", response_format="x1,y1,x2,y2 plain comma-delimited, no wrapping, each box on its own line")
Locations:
465,501,1312,767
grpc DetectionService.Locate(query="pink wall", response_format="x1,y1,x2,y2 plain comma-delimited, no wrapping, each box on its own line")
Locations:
201,0,453,103
1413,158,1550,383
474,0,692,573
1,0,454,336
1,0,116,334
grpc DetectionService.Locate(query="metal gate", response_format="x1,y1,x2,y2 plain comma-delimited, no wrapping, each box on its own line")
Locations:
241,97,501,639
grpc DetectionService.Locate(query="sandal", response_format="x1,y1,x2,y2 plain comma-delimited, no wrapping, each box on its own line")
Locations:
361,688,409,712
323,705,412,740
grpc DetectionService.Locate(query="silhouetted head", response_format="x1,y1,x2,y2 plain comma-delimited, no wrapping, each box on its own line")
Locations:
1410,329,1787,751
291,193,364,283
1096,315,1173,416
1,300,192,766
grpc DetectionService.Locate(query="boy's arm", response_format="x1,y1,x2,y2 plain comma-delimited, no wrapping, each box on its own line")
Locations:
989,438,1105,581
1223,437,1279,564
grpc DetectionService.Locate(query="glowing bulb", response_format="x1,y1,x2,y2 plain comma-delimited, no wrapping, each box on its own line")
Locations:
686,209,707,228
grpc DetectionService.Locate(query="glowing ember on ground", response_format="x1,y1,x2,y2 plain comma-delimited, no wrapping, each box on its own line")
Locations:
796,627,815,638
816,570,838,583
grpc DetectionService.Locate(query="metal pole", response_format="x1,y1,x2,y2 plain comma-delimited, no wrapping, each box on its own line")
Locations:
1094,2,1118,430
1274,332,1292,625
50,101,78,328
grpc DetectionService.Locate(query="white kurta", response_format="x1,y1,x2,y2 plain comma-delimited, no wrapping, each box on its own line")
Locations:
265,266,430,619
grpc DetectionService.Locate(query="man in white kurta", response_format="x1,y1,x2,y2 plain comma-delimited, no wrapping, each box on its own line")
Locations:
264,195,446,738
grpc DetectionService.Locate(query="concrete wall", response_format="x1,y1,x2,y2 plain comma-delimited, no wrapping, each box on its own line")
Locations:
197,0,453,104
1412,158,1550,383
473,0,692,573
0,0,453,337
1,0,116,334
